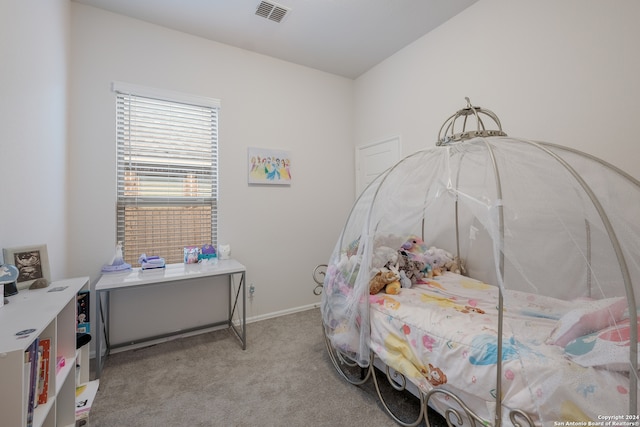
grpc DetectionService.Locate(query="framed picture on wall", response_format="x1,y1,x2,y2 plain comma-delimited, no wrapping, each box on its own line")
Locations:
3,244,51,289
247,147,292,185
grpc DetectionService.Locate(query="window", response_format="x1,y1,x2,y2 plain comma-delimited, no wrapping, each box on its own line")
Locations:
113,82,219,265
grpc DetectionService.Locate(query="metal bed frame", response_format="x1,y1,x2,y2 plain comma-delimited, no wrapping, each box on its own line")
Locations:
314,99,638,426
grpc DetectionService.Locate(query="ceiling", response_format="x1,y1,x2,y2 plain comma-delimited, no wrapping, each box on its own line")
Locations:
72,0,478,79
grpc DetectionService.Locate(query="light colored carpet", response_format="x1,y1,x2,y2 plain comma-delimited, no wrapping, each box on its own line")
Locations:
89,308,444,426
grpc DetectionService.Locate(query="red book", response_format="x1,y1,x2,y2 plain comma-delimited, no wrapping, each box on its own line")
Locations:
37,338,51,405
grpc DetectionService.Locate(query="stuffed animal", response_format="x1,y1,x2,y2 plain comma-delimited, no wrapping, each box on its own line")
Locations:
384,280,402,295
371,245,399,269
374,234,407,251
369,265,401,295
424,246,454,276
336,253,356,273
335,253,360,286
445,255,466,275
400,235,429,261
346,237,360,257
396,250,427,286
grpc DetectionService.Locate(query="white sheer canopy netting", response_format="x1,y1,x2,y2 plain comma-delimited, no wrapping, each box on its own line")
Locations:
321,135,639,420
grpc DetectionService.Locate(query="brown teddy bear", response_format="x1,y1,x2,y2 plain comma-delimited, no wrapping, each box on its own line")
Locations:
369,266,401,295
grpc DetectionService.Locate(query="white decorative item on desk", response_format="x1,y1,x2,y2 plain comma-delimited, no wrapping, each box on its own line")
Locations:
218,244,231,260
138,254,166,270
101,242,132,273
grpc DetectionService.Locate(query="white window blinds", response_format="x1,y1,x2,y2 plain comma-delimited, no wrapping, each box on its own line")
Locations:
113,82,220,265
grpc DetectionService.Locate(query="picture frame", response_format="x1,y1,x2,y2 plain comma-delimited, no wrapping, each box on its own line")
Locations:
3,244,51,289
248,147,292,185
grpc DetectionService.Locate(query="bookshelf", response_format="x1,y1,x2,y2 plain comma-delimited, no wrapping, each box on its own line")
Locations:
0,276,95,427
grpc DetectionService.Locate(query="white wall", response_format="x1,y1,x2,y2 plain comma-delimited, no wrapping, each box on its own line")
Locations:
0,1,69,281
7,0,638,351
355,0,640,181
67,4,354,345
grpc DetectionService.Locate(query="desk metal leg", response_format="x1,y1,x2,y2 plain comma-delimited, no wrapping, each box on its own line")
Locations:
228,271,246,350
242,272,246,349
95,290,103,379
95,289,111,379
227,275,232,328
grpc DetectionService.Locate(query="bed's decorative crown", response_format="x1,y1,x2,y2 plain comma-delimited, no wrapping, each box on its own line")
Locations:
437,97,507,146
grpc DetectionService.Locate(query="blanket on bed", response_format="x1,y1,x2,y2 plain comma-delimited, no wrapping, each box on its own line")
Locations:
365,272,633,425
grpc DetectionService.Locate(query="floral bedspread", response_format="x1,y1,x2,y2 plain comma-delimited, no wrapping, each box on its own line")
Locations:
367,272,633,425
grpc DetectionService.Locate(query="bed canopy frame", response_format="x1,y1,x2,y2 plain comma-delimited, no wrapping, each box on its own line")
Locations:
315,99,640,426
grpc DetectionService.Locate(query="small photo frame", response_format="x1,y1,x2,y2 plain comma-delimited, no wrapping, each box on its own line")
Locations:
248,147,292,185
3,244,51,289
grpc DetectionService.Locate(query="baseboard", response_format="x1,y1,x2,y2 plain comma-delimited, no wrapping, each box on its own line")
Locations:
238,302,320,326
90,302,321,359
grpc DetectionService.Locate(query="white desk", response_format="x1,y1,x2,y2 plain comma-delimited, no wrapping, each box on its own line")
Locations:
94,259,246,378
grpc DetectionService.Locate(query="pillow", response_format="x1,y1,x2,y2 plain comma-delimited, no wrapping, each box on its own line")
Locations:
564,318,640,372
547,297,628,347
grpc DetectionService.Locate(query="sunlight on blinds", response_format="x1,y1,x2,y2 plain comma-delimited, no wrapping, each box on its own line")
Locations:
114,84,219,265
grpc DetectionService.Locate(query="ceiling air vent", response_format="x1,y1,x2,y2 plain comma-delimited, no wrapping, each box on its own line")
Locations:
255,1,290,23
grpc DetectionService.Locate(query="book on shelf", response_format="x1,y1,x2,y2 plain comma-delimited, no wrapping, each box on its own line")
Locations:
75,380,100,421
24,337,39,427
34,349,42,408
77,290,90,334
37,338,51,405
